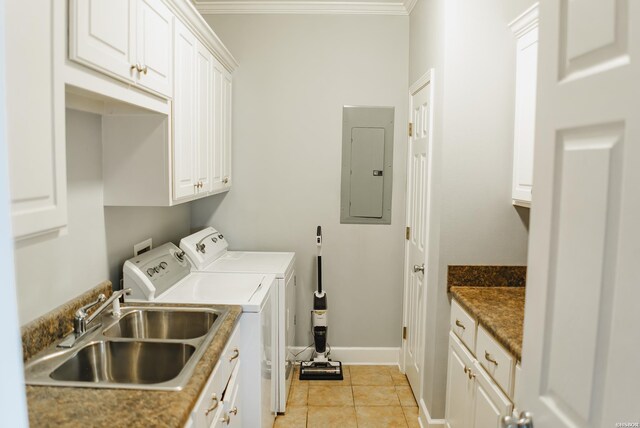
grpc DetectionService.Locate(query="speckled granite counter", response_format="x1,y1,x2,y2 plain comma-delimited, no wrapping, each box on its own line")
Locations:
450,286,525,361
23,285,242,428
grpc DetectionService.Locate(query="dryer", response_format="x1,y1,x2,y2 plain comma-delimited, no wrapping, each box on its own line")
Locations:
123,242,277,428
180,227,296,413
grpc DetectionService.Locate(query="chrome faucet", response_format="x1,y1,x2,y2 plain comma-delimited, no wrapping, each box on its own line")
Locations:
59,288,132,348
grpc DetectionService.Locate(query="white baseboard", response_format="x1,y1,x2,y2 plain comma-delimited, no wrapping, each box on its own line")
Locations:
419,398,446,428
292,346,400,365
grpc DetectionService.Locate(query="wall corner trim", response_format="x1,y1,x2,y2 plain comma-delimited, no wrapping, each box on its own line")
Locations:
404,0,417,14
419,398,447,428
194,1,410,16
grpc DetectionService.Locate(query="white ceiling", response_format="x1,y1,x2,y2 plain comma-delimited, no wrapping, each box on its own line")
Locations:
193,0,417,15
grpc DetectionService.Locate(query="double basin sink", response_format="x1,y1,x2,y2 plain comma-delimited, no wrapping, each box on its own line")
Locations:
24,305,229,391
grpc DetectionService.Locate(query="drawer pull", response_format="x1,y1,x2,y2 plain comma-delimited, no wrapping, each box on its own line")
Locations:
455,319,466,330
485,351,498,366
229,348,240,362
205,393,219,416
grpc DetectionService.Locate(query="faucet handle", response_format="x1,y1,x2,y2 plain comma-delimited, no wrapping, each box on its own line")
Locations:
74,294,106,336
75,294,106,319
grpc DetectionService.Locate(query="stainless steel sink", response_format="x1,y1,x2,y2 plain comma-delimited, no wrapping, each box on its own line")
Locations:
24,305,229,390
50,341,195,384
103,309,218,339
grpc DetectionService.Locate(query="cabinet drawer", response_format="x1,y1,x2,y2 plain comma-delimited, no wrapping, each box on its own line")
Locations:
191,323,240,427
476,325,515,396
451,300,477,352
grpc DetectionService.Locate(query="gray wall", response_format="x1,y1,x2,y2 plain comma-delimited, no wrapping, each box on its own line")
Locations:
409,0,533,417
14,109,191,325
193,14,409,347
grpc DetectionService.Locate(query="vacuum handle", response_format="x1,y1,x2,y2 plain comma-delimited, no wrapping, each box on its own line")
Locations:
316,225,322,295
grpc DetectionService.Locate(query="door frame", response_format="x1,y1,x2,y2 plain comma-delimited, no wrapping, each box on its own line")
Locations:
401,69,436,378
0,0,29,422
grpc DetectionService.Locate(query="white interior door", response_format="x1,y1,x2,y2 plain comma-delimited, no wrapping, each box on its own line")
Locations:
403,71,433,394
520,1,640,427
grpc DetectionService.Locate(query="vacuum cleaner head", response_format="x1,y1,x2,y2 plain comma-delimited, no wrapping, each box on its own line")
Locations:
299,361,344,381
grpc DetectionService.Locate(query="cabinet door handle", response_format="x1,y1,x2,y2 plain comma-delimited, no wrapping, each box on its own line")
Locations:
229,406,238,416
455,319,466,330
220,414,230,425
467,370,476,380
485,351,498,366
142,65,148,75
229,347,240,362
223,177,229,184
204,393,219,416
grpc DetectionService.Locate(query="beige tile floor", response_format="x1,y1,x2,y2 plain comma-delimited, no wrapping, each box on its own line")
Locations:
275,365,420,428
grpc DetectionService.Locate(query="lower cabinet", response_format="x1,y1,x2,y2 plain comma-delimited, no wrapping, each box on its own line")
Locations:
190,323,242,427
445,332,513,428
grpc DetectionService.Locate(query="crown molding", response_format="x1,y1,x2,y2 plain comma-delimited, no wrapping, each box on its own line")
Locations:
194,0,410,15
508,2,539,38
404,0,417,14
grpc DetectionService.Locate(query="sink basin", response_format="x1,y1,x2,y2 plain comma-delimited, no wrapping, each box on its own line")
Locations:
50,341,195,384
103,309,218,339
24,305,229,390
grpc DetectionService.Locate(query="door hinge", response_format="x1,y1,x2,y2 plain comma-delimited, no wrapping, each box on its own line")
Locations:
403,326,407,340
405,227,410,240
408,122,413,137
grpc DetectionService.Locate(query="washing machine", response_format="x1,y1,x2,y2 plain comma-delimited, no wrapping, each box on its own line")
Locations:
180,227,296,413
123,242,277,428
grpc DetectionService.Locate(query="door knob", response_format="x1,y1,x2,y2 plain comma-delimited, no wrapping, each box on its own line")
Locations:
501,411,534,428
413,263,425,273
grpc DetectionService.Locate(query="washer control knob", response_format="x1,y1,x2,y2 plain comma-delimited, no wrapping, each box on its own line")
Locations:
147,268,155,277
159,262,168,270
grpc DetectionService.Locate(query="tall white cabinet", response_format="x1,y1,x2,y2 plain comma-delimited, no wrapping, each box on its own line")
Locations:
5,1,67,240
509,4,539,208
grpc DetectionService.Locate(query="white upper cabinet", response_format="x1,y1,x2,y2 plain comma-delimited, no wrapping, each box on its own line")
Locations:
173,20,197,200
69,0,136,84
195,42,214,194
70,0,173,98
509,4,539,208
211,64,233,192
136,0,173,96
6,1,67,240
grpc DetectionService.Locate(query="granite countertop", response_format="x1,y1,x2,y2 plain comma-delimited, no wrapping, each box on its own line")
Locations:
25,301,242,428
450,286,525,360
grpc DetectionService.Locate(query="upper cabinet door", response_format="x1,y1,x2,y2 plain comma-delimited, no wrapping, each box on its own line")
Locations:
195,41,213,193
509,5,539,208
69,0,136,83
136,0,173,97
221,69,233,188
172,20,196,200
6,0,67,239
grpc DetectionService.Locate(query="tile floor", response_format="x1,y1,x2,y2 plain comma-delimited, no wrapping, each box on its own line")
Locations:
274,365,420,428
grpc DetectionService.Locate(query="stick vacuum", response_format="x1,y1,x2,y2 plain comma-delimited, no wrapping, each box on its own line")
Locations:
299,226,344,380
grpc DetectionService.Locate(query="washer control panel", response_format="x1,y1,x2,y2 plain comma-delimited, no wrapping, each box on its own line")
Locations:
180,227,229,270
124,242,190,299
